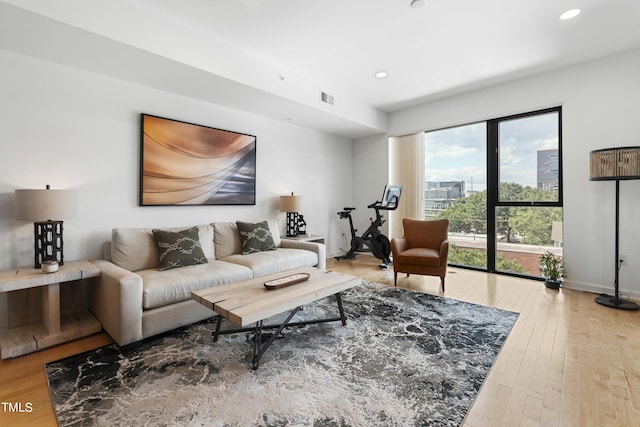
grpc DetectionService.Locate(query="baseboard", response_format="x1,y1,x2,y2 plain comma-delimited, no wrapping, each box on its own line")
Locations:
323,258,640,303
562,280,640,302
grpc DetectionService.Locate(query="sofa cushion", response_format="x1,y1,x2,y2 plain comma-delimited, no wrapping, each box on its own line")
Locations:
213,222,243,259
152,227,208,271
236,220,277,254
397,248,442,267
137,261,253,310
267,219,282,247
213,220,281,259
112,224,215,272
221,248,318,277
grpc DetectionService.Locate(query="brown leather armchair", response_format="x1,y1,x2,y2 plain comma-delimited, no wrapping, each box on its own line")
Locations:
391,218,450,291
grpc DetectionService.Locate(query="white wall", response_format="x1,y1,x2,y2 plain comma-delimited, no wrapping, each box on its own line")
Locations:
349,134,390,239
0,50,354,327
354,47,640,299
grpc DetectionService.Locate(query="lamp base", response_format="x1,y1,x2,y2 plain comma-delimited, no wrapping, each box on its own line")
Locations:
34,220,64,269
285,212,299,237
595,294,639,311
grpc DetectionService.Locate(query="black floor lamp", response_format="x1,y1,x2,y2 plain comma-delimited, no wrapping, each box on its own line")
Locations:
589,146,640,311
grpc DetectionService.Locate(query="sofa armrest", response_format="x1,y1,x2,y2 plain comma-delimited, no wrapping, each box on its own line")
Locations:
90,259,144,347
280,240,326,270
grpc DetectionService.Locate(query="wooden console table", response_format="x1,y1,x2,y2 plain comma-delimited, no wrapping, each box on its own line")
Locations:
281,233,325,244
0,260,101,359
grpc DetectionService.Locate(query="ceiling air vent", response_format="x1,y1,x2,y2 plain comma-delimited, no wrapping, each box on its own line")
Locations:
320,91,335,106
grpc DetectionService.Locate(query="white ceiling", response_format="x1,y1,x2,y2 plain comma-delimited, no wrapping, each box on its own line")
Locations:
134,0,640,111
2,0,640,138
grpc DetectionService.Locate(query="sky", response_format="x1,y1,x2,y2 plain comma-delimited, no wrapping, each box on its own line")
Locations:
424,112,559,193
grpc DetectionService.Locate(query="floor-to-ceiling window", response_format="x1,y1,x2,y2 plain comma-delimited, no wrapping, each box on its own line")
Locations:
424,122,488,270
424,107,563,278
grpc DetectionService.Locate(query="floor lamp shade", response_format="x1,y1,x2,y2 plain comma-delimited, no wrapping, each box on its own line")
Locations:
280,194,302,237
590,147,640,180
15,186,78,269
589,147,640,311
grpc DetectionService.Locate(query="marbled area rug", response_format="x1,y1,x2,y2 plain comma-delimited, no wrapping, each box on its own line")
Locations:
46,282,518,427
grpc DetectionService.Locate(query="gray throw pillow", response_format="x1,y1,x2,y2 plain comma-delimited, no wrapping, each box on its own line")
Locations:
152,227,208,271
236,220,277,254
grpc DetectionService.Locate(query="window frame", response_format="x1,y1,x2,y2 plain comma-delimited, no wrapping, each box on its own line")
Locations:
486,106,563,275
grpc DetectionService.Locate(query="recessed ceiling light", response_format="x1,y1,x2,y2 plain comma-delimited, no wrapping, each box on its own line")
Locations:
410,0,427,9
375,71,388,79
560,8,581,20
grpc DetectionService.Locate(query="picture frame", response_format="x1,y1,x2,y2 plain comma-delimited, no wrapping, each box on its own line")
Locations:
139,114,256,206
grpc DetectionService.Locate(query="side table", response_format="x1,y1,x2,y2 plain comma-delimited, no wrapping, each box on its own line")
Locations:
281,233,325,244
0,260,101,359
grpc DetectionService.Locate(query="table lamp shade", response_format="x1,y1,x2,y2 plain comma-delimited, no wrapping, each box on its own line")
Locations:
15,188,77,220
280,194,301,213
14,186,78,269
590,147,640,180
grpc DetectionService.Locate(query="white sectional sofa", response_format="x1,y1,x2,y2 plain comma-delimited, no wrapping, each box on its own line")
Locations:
90,220,326,347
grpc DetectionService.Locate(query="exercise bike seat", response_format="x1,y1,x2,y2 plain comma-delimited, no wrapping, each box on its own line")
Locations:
342,207,356,211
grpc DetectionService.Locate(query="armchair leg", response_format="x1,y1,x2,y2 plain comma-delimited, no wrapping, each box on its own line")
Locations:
394,272,397,287
440,277,445,292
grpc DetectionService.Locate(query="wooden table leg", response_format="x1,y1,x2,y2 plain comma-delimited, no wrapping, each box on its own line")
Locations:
41,282,60,335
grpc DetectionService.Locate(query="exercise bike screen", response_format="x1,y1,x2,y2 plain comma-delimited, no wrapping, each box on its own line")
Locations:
380,185,402,209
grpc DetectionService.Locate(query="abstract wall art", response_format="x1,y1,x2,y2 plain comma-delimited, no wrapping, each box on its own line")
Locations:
140,114,256,206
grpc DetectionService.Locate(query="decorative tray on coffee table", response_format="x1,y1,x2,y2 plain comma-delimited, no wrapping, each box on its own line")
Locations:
264,273,310,290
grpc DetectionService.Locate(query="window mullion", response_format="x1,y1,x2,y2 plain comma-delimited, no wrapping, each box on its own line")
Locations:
487,120,499,273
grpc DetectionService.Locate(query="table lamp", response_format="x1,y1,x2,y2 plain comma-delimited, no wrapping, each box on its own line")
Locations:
280,193,302,237
15,185,78,268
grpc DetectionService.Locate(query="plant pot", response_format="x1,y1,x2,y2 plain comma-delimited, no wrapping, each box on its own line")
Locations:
544,279,561,289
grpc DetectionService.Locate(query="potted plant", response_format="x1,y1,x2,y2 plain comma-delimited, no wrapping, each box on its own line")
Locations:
539,251,565,289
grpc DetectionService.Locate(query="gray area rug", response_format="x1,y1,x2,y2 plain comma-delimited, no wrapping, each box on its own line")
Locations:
46,282,518,426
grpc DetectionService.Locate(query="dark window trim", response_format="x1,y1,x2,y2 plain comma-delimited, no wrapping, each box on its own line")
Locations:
488,106,563,277
493,107,563,208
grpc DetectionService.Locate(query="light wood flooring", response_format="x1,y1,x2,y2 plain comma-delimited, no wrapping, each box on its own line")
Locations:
1,255,639,426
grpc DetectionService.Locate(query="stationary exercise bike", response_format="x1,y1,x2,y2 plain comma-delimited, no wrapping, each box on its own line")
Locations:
335,185,402,269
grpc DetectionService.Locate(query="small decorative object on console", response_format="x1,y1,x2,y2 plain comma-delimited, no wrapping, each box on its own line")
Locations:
41,260,59,274
264,273,310,290
297,215,307,235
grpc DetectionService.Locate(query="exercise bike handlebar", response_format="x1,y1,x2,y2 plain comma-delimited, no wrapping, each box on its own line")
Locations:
367,195,400,211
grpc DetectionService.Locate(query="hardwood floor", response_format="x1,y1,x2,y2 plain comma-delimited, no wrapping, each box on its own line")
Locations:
1,255,639,426
0,332,112,426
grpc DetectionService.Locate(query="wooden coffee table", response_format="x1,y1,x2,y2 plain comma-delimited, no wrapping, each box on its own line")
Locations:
192,267,361,369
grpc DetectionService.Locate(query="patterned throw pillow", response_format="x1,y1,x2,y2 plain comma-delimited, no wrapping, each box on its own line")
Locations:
152,227,208,271
236,220,277,255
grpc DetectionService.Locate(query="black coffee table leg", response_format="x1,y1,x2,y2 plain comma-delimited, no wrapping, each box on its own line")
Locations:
252,306,302,370
336,293,346,325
